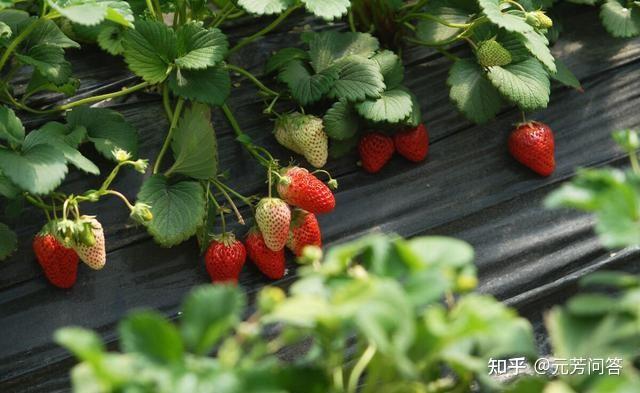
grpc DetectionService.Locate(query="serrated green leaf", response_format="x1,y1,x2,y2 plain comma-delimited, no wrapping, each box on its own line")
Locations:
238,0,295,15
415,7,470,45
175,23,228,70
478,0,533,33
309,31,379,72
405,90,422,127
97,24,125,55
355,88,413,123
168,64,230,106
551,60,582,91
0,222,16,261
0,171,19,198
167,103,218,179
301,0,349,20
16,44,72,85
279,60,337,106
25,70,79,99
600,0,640,38
265,47,309,74
329,56,385,101
520,30,555,73
137,175,206,247
324,100,358,140
0,106,24,146
0,9,28,34
122,20,176,83
372,50,403,89
181,285,245,355
0,144,68,195
48,0,134,27
26,19,79,48
487,58,550,111
447,59,503,124
119,311,184,364
67,106,138,160
25,123,99,175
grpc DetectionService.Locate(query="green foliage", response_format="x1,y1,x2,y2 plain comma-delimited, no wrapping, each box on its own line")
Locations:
0,221,17,260
546,130,640,248
600,0,640,38
237,0,349,20
47,0,134,27
57,233,640,392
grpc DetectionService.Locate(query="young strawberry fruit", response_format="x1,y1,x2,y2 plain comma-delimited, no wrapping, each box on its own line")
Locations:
287,112,328,168
245,228,285,280
274,116,304,155
255,197,291,251
394,123,429,162
277,167,335,214
358,132,395,173
33,227,79,289
475,40,512,67
205,233,246,284
73,217,106,270
508,121,556,177
287,209,322,257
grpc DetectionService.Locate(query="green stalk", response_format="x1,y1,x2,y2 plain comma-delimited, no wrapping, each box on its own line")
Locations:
162,84,173,121
226,64,279,96
630,151,640,175
221,103,271,167
153,98,185,174
212,181,245,225
57,81,151,111
228,5,301,55
145,0,157,19
0,18,43,72
347,344,377,393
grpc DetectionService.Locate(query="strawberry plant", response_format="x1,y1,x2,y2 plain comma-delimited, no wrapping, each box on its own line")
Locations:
56,233,640,392
546,129,640,248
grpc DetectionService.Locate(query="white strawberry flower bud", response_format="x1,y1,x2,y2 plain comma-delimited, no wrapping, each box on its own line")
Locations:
132,159,149,173
130,202,153,223
112,148,132,163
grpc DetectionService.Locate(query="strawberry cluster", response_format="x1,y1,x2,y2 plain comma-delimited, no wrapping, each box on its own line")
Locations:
204,166,335,284
358,123,430,173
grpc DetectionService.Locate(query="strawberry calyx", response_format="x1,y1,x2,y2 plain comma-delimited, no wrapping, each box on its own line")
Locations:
210,232,238,248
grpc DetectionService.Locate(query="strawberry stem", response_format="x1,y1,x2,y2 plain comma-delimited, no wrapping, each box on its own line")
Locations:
221,103,273,168
212,181,245,225
208,191,227,234
227,5,301,55
212,179,255,210
227,64,280,97
154,98,185,174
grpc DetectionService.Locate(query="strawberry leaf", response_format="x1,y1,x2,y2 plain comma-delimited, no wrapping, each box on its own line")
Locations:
551,60,582,91
519,31,556,73
47,0,134,27
175,23,228,70
168,103,218,179
122,20,176,83
447,59,503,124
0,171,20,199
600,0,640,38
97,24,125,55
0,222,17,261
309,31,379,72
328,56,386,102
25,70,79,98
278,60,338,106
416,6,469,45
355,88,412,123
487,58,550,111
119,311,184,364
137,175,206,247
67,106,138,160
15,44,72,85
26,19,79,48
372,50,404,90
300,0,350,20
0,106,24,147
0,143,68,195
265,47,309,74
478,0,533,33
168,64,230,106
324,100,359,140
237,0,295,15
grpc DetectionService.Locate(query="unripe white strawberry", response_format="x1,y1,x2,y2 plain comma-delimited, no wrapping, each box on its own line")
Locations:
274,117,304,155
289,113,328,168
73,216,106,270
255,198,291,251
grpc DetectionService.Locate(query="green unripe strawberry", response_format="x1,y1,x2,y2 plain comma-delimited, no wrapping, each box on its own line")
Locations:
274,116,304,155
526,11,553,29
475,40,512,67
276,112,328,168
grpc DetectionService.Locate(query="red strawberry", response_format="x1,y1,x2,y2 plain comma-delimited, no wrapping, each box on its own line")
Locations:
508,121,556,177
73,217,106,270
205,233,246,284
255,197,291,251
358,132,395,173
394,123,429,162
287,209,322,257
33,228,79,289
277,167,335,214
245,228,285,280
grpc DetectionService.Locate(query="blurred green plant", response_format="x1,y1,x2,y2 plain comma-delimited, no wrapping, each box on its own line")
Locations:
56,233,640,392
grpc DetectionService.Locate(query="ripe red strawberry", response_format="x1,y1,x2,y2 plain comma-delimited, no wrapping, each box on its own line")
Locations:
277,167,335,214
508,121,556,177
245,228,285,280
73,217,106,270
205,234,247,284
394,123,429,162
255,197,291,251
287,209,322,257
33,228,79,289
358,132,395,173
